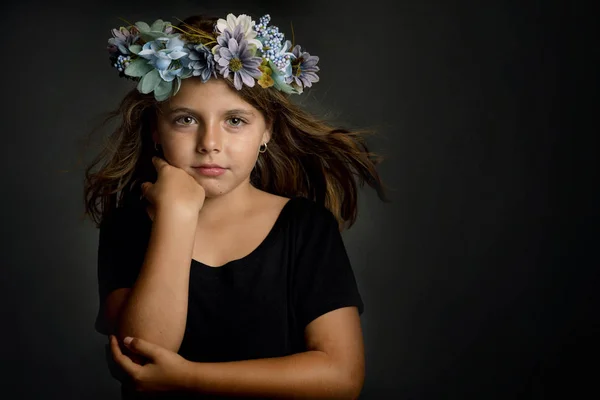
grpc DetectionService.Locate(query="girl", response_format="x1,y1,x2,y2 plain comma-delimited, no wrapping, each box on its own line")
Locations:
84,13,388,399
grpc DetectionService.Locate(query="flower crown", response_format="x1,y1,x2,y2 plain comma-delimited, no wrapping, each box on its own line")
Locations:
107,14,320,101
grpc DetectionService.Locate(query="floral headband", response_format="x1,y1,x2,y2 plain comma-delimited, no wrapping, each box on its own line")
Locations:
107,14,320,101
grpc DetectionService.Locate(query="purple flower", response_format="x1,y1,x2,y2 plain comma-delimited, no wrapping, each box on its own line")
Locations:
183,43,217,83
213,25,245,64
107,27,139,55
286,45,320,89
217,37,262,90
215,13,262,50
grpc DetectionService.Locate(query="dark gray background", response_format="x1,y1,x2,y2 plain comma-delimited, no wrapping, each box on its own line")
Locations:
1,0,596,398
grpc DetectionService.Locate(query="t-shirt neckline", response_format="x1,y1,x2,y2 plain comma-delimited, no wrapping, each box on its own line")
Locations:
191,196,302,271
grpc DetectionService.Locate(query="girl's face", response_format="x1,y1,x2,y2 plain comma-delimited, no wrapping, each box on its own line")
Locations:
154,78,270,198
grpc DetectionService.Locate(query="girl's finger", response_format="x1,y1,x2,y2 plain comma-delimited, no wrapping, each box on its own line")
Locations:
152,156,168,170
140,182,152,197
110,335,140,377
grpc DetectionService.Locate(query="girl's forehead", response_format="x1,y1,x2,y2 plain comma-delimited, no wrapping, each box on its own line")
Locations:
161,80,255,112
176,78,238,99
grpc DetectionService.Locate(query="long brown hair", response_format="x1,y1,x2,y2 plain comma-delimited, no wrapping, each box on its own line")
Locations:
83,15,391,231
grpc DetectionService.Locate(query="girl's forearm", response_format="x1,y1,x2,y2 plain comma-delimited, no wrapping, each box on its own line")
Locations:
180,351,360,399
117,208,197,353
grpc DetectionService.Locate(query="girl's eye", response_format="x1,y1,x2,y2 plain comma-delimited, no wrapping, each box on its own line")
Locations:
175,116,196,125
227,117,246,127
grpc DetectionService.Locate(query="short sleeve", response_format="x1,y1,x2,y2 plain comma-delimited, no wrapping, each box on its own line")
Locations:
94,205,150,335
293,202,365,329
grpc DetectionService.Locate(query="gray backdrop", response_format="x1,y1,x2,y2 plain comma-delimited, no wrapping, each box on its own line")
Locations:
1,0,596,399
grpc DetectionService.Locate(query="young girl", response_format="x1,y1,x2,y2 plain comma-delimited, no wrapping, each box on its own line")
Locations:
84,13,388,399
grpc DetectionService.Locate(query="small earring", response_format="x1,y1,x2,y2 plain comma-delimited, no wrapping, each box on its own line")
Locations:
259,142,268,153
154,142,159,152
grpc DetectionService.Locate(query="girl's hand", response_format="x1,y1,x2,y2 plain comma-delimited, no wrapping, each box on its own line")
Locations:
109,335,193,393
141,156,206,220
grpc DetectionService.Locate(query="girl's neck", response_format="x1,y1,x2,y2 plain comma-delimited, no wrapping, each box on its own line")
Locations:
197,182,261,224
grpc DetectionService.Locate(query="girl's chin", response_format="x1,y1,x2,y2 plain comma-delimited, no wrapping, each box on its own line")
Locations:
200,182,235,199
201,180,253,199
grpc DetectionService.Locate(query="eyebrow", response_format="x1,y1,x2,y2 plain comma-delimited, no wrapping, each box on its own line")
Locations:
166,107,256,117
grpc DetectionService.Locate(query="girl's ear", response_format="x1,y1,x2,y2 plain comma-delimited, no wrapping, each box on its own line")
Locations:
262,119,273,144
262,129,272,145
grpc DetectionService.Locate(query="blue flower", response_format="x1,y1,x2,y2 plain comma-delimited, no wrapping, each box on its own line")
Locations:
267,39,294,73
217,37,262,90
138,36,188,81
285,45,320,90
183,43,217,83
113,54,132,73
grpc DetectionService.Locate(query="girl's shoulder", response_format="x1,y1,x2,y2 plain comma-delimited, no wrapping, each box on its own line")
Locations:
251,191,337,238
287,196,329,217
282,195,340,234
99,201,151,236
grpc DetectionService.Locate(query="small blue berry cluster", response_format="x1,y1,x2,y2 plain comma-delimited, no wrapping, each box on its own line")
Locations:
255,14,291,70
113,54,132,72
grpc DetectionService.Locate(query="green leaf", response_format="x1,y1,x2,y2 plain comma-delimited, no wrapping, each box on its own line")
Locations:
135,21,151,32
247,43,257,56
136,76,144,92
138,32,158,42
154,79,172,100
155,91,171,102
172,77,181,96
139,69,161,94
180,69,193,79
269,61,298,94
128,44,142,55
150,19,165,32
124,58,153,77
139,31,177,43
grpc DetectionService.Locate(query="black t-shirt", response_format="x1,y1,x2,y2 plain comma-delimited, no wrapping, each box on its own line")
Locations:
95,196,364,398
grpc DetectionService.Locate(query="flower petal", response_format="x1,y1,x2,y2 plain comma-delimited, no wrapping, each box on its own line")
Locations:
113,29,126,41
242,58,261,68
303,58,319,68
227,14,237,29
216,34,228,47
201,69,212,82
232,24,244,42
216,18,227,33
138,48,154,56
220,66,230,78
303,72,319,81
169,50,187,60
167,36,185,50
219,48,232,61
239,70,255,87
249,38,263,50
237,40,249,56
228,38,239,54
233,72,242,90
158,69,176,82
218,57,230,67
155,58,171,70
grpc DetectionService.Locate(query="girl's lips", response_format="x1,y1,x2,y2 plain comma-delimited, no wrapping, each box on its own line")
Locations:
193,167,226,177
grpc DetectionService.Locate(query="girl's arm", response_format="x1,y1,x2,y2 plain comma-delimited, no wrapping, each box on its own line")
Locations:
180,307,364,399
115,207,197,353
